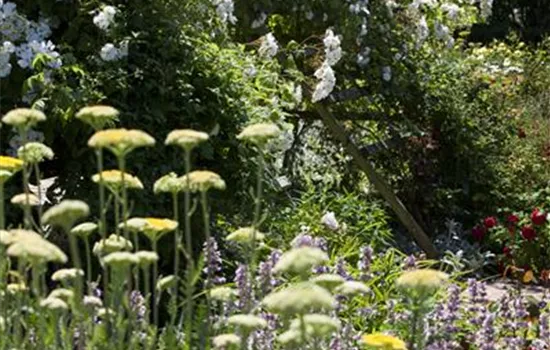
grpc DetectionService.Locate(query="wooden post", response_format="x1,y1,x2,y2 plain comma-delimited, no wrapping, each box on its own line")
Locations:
314,103,439,258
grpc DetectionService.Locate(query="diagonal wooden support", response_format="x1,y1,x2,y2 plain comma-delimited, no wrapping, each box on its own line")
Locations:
314,103,439,258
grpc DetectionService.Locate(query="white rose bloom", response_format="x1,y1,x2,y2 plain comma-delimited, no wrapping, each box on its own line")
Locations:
100,43,120,62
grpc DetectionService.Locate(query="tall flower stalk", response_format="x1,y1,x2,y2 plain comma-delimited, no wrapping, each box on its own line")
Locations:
165,128,209,344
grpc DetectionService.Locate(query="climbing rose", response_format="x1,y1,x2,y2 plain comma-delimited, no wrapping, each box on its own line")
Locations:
483,216,497,229
507,214,519,224
521,225,536,241
531,208,546,225
472,225,486,241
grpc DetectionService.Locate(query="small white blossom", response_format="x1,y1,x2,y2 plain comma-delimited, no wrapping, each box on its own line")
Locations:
93,6,117,31
312,62,336,102
251,12,267,29
213,0,237,24
441,3,460,20
323,29,342,66
416,16,430,48
259,33,278,59
321,211,340,231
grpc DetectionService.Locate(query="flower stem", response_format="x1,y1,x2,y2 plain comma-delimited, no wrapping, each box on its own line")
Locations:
0,181,5,230
170,191,180,327
200,191,212,335
152,239,159,330
84,237,92,293
33,163,43,231
250,150,265,270
183,148,194,348
20,129,31,229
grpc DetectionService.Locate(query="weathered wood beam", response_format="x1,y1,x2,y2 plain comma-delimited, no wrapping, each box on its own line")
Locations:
314,103,439,258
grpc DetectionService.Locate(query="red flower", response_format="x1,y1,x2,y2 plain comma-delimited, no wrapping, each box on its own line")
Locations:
531,208,547,225
472,225,486,241
521,225,537,241
483,216,497,229
507,214,519,224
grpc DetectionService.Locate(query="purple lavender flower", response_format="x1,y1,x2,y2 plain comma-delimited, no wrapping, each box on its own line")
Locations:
334,258,353,281
540,310,550,343
254,312,277,350
358,245,373,281
235,264,253,311
476,312,496,350
292,234,328,251
404,254,416,269
203,237,226,288
129,290,147,322
257,250,282,297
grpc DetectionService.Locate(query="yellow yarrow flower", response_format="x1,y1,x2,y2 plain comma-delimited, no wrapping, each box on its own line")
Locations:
76,105,119,130
0,156,24,172
87,128,155,157
0,156,23,182
165,129,209,150
361,333,407,349
92,170,144,191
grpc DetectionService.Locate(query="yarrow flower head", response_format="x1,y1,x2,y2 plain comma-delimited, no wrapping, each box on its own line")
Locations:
212,333,241,349
2,108,46,129
237,123,281,145
41,200,90,229
361,333,407,349
122,217,178,242
227,314,268,331
311,273,346,292
40,297,68,311
274,246,329,275
51,268,84,282
396,268,449,295
262,282,335,315
11,193,40,207
76,105,119,130
17,142,54,164
92,170,144,191
209,286,237,302
334,281,370,296
7,232,67,264
135,251,159,267
70,222,98,238
180,170,226,192
153,172,185,194
102,251,138,268
226,226,265,244
93,234,133,257
87,128,155,157
165,129,209,150
289,314,341,338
